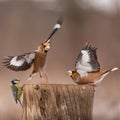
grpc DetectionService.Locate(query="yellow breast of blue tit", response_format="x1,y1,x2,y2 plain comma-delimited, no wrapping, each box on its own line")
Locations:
15,83,22,99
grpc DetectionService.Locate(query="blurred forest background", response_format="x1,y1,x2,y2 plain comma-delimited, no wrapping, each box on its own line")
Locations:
0,0,120,120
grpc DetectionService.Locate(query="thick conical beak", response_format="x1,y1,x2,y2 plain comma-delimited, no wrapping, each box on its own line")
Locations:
67,70,72,76
45,44,50,51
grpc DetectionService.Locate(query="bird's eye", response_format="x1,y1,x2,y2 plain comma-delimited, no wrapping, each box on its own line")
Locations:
43,45,46,48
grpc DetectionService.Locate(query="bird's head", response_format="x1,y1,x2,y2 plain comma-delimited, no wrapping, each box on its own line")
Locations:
37,41,51,54
67,70,80,81
11,79,20,85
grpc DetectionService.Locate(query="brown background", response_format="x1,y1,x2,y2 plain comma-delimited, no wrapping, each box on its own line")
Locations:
0,1,120,120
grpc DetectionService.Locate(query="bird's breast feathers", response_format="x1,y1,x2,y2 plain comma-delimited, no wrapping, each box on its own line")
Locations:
15,84,22,98
33,52,47,70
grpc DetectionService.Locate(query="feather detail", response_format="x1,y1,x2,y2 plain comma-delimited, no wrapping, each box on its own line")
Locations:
3,52,35,71
46,16,63,43
75,42,100,74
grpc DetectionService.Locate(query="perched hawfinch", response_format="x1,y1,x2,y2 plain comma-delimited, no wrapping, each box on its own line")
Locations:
3,17,63,80
10,79,22,107
67,43,118,85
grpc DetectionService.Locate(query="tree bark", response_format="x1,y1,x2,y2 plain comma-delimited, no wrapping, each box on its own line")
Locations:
22,84,94,120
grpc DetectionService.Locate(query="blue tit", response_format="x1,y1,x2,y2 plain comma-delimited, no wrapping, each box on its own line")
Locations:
10,79,22,107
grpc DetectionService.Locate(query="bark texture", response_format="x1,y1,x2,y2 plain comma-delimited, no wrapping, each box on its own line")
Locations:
23,84,94,120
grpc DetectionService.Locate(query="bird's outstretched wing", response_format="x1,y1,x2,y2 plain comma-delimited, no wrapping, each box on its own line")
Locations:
3,52,35,71
75,43,100,73
46,16,63,43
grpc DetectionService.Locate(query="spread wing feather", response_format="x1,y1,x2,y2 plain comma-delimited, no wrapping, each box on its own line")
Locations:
75,43,100,73
3,52,35,71
46,16,63,43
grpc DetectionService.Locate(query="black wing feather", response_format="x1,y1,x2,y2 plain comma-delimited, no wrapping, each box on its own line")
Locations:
46,16,63,42
3,52,35,71
75,42,100,73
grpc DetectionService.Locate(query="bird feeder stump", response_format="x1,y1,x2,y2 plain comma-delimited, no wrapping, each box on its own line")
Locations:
22,84,95,120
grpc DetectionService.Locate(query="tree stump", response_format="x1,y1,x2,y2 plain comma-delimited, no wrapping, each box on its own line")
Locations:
22,84,95,120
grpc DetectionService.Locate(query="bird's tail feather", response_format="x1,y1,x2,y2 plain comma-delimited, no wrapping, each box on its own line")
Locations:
45,16,63,43
18,99,23,108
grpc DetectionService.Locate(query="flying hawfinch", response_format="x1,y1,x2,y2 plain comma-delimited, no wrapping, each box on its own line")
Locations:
3,17,63,80
10,79,22,107
67,43,118,85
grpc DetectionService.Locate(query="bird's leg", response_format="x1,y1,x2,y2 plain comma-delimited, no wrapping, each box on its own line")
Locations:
28,74,33,80
39,70,44,84
38,70,42,78
43,72,48,83
39,71,48,84
28,73,37,80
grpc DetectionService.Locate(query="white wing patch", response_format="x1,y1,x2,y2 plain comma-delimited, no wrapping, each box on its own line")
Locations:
81,50,90,64
76,50,93,72
54,24,61,29
10,56,25,67
75,43,100,76
24,53,35,64
76,62,92,73
3,52,35,71
111,67,118,71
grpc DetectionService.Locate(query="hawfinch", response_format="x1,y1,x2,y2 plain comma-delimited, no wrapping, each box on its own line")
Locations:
67,43,118,85
3,17,63,80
